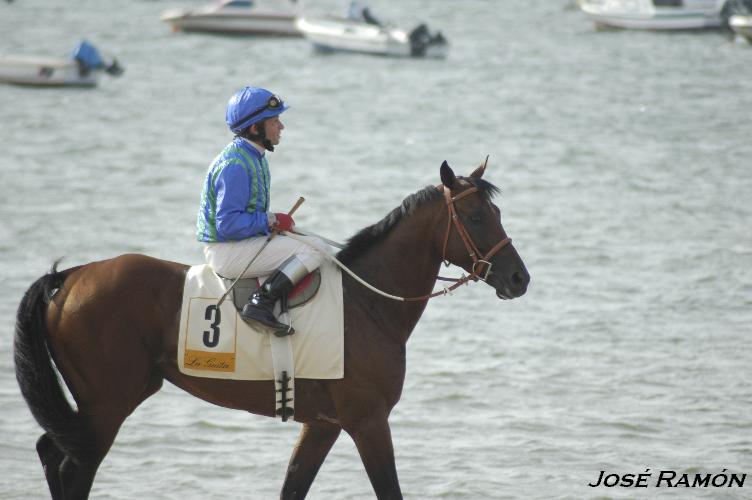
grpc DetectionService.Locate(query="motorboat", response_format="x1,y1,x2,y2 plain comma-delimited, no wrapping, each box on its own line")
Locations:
295,15,448,58
730,14,752,41
579,0,725,30
161,0,300,36
0,40,123,88
723,0,752,41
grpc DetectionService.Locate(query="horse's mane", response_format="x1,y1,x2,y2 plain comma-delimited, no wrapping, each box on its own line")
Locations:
337,178,499,265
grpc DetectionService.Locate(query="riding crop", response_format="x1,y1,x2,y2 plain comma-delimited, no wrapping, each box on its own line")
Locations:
216,196,305,307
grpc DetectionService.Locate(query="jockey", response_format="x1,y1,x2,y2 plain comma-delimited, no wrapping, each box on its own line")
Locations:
196,86,323,334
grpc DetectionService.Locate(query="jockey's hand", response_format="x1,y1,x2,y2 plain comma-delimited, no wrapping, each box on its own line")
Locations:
273,212,295,232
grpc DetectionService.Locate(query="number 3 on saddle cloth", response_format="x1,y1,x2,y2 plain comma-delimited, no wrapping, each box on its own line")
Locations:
176,261,344,383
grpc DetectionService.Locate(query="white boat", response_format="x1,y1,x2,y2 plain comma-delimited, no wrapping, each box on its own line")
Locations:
579,0,725,30
0,41,123,88
730,14,752,41
161,0,299,36
296,16,448,58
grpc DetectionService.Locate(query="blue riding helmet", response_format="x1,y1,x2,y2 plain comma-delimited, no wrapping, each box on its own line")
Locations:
226,86,289,133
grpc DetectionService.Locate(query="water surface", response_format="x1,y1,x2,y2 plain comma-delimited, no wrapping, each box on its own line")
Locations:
1,1,751,498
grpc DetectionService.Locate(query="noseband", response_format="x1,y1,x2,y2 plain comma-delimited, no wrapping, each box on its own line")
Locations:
440,185,511,282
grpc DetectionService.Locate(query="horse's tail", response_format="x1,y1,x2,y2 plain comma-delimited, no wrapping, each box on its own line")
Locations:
14,262,89,464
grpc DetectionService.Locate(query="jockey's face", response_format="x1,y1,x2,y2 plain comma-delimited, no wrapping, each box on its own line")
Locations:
263,116,284,146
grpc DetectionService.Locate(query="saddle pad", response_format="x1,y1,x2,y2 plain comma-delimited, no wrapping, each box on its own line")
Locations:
177,261,344,380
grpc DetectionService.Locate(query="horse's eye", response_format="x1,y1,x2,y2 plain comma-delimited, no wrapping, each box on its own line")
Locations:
471,213,482,223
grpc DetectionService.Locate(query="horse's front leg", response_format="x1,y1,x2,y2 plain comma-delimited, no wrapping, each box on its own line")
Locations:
280,423,341,500
346,413,402,500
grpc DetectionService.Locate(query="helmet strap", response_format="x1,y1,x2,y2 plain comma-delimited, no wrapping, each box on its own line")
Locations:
243,120,274,152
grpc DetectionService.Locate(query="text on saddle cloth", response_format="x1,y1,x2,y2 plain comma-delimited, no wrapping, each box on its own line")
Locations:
177,264,344,381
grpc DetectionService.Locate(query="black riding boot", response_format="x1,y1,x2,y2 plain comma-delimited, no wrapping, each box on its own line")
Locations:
240,256,309,335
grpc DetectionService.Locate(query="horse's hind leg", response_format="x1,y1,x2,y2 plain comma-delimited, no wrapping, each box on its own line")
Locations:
53,374,164,499
58,455,98,500
56,406,137,499
36,434,64,498
35,429,102,500
280,423,341,500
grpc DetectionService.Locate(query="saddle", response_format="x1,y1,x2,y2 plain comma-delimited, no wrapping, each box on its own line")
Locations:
222,270,322,312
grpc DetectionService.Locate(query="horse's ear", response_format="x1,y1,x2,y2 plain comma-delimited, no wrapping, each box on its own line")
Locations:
440,160,456,189
470,155,489,179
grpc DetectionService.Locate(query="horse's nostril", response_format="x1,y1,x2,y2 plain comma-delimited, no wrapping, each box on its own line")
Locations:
511,271,523,286
510,270,530,292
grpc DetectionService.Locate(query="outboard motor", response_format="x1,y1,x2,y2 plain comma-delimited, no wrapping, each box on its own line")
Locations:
408,23,430,56
408,23,446,57
721,0,752,27
105,58,124,76
70,40,124,77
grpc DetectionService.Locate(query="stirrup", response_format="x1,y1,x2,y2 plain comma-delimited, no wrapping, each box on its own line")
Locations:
273,323,295,337
240,304,295,336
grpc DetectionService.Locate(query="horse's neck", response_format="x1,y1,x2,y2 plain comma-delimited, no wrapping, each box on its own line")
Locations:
347,207,444,344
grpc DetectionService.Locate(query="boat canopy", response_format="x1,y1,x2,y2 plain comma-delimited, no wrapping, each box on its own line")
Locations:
223,0,255,7
70,40,124,76
70,40,105,70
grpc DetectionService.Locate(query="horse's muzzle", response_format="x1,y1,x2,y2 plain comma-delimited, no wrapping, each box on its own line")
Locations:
490,267,529,300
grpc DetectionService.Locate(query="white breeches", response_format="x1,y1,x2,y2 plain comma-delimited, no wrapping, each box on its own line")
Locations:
203,234,328,279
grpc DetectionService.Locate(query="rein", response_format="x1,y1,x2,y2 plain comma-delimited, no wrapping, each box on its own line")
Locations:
290,185,511,302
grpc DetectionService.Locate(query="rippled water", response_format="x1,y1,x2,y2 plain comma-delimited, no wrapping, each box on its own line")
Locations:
2,0,751,499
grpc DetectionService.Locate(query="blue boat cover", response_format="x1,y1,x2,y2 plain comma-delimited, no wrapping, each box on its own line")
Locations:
70,40,104,70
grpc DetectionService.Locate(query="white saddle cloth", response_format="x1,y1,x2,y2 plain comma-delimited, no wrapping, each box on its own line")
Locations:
177,261,344,380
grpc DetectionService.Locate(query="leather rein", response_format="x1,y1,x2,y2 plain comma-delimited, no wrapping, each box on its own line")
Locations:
402,185,511,302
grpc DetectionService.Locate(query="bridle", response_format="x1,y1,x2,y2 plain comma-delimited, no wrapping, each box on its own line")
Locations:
441,184,511,278
402,184,512,302
285,182,514,303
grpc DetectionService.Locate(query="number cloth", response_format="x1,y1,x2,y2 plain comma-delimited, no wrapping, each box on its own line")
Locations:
177,263,344,380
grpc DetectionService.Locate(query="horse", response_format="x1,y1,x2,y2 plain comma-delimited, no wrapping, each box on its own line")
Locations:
14,161,529,499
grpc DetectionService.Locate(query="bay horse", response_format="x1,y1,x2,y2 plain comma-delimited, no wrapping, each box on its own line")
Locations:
14,161,529,499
